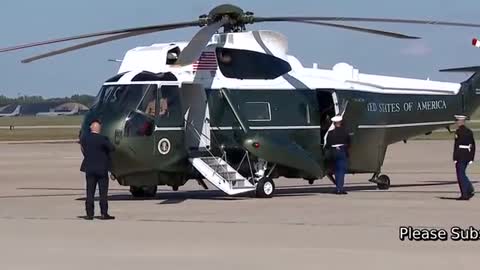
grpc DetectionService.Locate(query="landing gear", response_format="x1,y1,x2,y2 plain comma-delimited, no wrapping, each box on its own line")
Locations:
130,185,158,198
376,175,391,190
196,179,209,190
255,177,275,198
369,173,391,190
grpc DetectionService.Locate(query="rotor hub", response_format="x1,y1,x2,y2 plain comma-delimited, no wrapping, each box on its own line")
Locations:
199,4,255,32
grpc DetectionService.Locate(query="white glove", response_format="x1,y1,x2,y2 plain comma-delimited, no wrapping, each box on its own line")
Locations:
469,161,473,165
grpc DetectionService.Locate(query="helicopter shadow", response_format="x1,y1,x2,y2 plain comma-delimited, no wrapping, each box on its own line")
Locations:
72,179,471,204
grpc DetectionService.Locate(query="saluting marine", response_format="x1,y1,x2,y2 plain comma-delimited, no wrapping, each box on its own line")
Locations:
453,114,475,200
325,115,351,195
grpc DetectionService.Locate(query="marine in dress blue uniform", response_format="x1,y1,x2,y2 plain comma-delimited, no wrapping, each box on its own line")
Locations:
453,115,475,200
325,115,351,195
80,119,116,219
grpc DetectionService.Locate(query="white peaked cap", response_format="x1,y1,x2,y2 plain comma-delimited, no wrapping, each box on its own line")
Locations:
454,114,467,120
331,115,343,122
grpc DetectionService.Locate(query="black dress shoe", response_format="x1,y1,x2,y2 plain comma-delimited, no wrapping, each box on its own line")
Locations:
456,196,471,201
98,214,115,220
336,190,348,195
78,215,93,220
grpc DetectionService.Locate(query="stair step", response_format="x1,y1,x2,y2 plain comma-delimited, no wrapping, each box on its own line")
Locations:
224,178,246,183
218,171,238,179
209,163,229,169
232,185,254,190
203,159,225,166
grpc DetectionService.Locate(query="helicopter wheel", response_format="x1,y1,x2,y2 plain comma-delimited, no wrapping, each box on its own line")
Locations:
376,175,391,190
307,178,315,185
130,185,158,198
255,177,275,198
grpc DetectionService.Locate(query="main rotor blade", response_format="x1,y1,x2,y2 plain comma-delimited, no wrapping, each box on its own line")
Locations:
255,16,480,28
175,17,228,66
21,29,164,63
0,21,198,53
439,66,480,72
290,20,420,39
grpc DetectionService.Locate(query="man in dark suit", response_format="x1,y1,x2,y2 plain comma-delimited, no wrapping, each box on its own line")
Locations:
453,115,475,200
80,119,116,220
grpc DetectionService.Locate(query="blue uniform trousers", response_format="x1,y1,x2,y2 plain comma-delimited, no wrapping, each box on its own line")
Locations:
455,161,474,197
333,147,348,192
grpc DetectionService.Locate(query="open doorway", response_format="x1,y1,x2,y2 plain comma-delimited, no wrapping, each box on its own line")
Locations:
317,90,336,144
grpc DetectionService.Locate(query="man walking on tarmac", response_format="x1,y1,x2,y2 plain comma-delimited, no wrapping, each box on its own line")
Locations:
453,114,475,200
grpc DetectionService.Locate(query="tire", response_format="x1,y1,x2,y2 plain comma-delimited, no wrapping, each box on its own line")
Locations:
130,185,158,198
255,177,275,198
376,175,390,190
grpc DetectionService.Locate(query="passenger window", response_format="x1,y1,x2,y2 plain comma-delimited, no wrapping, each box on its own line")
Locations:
158,85,180,119
245,102,271,121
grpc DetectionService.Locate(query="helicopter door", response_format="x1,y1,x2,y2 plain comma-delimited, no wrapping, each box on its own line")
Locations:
180,83,211,152
122,84,158,168
336,96,367,172
338,97,366,137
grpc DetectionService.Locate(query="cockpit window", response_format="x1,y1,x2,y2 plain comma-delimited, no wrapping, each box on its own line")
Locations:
105,86,127,104
216,47,292,80
93,84,156,112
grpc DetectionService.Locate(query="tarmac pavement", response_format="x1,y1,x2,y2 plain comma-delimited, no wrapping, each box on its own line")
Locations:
0,141,479,270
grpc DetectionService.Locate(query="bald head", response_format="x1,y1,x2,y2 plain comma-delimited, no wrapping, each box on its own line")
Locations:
90,121,101,134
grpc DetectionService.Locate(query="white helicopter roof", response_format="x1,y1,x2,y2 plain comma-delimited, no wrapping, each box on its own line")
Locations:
115,30,461,95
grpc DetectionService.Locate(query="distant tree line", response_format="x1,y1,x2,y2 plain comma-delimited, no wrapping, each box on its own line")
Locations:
0,94,95,107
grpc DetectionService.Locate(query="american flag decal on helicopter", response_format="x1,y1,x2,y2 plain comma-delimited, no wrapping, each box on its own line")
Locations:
192,51,218,71
473,38,480,48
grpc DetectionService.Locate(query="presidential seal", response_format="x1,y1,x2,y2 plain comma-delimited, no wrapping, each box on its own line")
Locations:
158,138,171,155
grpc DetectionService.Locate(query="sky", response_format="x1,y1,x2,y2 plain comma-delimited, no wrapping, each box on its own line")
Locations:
0,0,479,98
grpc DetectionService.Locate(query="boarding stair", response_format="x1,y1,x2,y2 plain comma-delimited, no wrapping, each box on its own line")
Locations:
189,155,256,195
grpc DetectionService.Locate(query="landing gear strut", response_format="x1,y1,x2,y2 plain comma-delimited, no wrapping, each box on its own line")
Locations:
369,173,391,190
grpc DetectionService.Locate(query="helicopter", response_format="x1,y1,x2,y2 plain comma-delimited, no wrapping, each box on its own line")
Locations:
2,4,480,198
